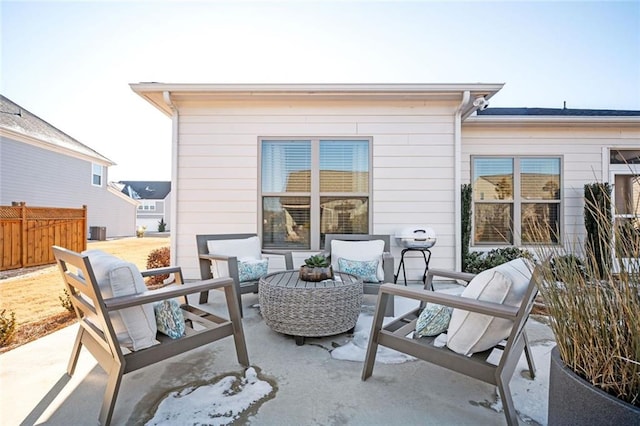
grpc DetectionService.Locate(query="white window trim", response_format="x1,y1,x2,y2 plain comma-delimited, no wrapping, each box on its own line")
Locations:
471,155,563,247
258,137,373,250
91,163,103,187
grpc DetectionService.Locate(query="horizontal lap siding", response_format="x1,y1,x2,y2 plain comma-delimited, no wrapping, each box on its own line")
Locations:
462,125,640,250
175,100,458,279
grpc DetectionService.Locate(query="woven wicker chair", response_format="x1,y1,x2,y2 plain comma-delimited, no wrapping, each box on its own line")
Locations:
324,234,395,316
196,233,293,317
52,246,249,425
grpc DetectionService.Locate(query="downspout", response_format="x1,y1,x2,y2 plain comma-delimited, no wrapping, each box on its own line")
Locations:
163,91,179,266
454,91,471,271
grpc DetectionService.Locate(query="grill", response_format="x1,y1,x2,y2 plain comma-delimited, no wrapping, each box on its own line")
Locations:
394,226,437,249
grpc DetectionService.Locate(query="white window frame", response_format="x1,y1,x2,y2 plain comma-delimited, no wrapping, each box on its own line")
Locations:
471,155,563,247
91,163,103,187
259,137,373,250
608,147,640,272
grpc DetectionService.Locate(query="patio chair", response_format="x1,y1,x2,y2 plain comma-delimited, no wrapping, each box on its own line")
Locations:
52,246,249,426
324,234,395,316
362,258,539,426
196,233,294,316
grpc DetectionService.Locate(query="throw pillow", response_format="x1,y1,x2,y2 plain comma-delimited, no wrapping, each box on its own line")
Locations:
330,239,385,282
207,236,262,278
238,258,269,282
82,250,159,351
338,258,379,283
415,303,453,337
154,299,186,339
446,258,533,355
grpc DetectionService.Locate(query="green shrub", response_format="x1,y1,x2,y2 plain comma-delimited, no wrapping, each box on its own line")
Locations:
146,246,171,286
464,247,534,274
59,289,75,312
584,182,612,278
461,183,472,271
0,309,17,347
158,218,167,232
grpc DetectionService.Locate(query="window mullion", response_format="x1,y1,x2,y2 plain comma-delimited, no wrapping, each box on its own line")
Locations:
513,158,521,245
310,139,321,250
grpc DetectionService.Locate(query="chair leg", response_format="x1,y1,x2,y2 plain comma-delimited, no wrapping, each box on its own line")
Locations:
67,327,84,376
497,378,519,426
362,292,390,380
98,361,124,426
522,330,536,379
198,290,209,305
223,283,250,367
384,294,395,317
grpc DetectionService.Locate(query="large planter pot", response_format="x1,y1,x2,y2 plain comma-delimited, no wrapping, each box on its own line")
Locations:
549,346,640,425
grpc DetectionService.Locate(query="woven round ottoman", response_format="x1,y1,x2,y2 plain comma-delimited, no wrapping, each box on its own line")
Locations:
259,270,363,345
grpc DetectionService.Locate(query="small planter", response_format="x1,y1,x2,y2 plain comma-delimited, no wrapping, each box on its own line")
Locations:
299,265,334,282
549,346,640,425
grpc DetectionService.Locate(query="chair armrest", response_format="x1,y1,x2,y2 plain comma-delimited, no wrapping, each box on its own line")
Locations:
141,266,184,284
104,277,235,311
261,250,294,270
199,253,236,262
426,268,476,282
378,283,519,320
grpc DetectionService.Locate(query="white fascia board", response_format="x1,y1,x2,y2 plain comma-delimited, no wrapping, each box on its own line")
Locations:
108,185,139,205
130,82,505,115
0,128,116,166
464,115,640,128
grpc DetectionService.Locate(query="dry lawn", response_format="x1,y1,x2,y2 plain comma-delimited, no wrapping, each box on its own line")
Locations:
0,237,170,352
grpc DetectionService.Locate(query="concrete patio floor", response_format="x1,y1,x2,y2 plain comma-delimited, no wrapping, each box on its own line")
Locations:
1,284,555,425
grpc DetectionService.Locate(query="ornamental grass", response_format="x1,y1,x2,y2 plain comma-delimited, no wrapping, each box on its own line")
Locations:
532,190,639,407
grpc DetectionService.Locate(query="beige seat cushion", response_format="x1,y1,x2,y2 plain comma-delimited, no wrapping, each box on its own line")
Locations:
206,236,262,278
446,258,533,355
330,239,385,282
83,250,158,351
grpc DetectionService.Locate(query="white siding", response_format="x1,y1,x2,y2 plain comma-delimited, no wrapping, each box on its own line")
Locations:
173,100,459,280
462,125,640,251
1,136,137,237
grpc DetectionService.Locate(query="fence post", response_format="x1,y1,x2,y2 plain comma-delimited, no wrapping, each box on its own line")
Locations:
20,202,27,268
82,205,88,250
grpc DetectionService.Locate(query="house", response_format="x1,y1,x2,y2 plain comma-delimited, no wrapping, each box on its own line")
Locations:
118,180,171,232
0,95,138,238
130,83,640,280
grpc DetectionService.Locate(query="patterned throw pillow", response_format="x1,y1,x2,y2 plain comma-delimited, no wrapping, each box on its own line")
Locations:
154,299,185,339
338,258,380,282
415,303,453,337
238,258,269,282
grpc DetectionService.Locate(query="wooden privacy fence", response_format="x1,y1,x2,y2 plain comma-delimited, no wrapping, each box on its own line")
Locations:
0,203,87,271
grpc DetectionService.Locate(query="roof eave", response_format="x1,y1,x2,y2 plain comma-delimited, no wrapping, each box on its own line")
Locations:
130,83,505,115
464,115,640,127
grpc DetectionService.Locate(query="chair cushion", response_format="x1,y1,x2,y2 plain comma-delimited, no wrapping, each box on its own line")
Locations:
415,303,452,337
82,250,158,351
331,239,385,281
338,258,379,283
446,258,533,355
154,299,185,339
207,236,262,278
238,258,269,283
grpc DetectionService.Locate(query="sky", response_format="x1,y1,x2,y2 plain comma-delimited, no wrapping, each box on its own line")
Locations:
2,1,639,182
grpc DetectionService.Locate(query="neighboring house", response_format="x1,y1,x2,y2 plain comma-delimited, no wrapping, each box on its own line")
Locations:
131,83,640,280
0,95,138,238
118,181,171,231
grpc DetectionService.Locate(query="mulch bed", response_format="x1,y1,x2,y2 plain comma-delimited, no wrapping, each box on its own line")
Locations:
0,311,76,354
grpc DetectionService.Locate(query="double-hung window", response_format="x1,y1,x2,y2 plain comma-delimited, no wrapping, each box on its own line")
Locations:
91,163,103,187
472,156,561,245
260,138,371,250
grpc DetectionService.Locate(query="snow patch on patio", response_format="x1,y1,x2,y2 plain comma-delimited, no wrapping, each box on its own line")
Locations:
145,367,273,426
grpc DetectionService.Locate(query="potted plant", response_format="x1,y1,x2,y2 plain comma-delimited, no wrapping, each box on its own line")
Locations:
533,183,639,424
299,254,334,282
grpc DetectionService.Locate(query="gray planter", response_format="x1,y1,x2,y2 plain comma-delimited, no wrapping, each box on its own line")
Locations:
549,346,640,425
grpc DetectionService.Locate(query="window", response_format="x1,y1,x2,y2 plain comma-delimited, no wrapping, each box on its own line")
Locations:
472,157,561,245
92,163,103,187
260,139,371,250
609,149,640,266
137,201,156,211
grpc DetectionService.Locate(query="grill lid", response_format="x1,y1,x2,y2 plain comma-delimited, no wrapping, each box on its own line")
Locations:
395,226,437,249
